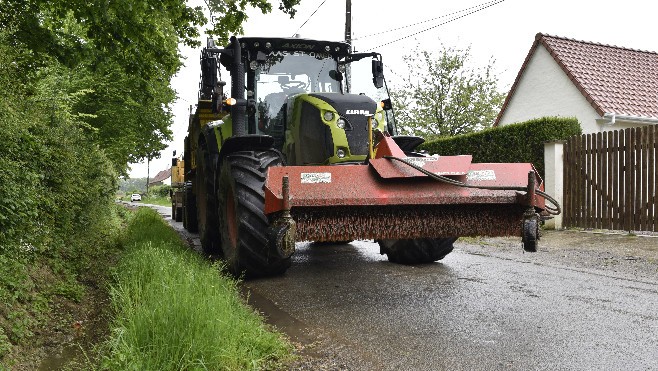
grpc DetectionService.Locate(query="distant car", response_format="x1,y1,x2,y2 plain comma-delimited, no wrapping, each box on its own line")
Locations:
130,193,142,202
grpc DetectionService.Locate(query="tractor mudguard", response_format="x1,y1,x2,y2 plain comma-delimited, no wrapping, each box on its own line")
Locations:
218,135,276,161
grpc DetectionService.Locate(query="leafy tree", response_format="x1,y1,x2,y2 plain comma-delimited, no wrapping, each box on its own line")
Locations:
205,0,301,44
0,0,205,75
390,45,505,141
0,0,304,174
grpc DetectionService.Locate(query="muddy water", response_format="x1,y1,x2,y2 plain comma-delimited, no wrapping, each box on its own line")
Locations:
37,344,81,371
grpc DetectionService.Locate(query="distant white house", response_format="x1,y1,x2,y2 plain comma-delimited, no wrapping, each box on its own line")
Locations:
495,33,658,133
149,168,171,187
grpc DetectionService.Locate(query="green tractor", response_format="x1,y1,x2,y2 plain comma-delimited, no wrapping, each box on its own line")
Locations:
181,36,551,277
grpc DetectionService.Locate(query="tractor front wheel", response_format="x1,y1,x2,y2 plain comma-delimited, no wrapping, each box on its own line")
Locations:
378,238,457,264
217,150,291,277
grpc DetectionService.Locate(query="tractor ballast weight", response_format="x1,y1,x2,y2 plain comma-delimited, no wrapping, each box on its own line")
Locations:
181,36,560,277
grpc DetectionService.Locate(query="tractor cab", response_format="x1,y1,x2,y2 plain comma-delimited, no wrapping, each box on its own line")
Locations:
206,37,392,165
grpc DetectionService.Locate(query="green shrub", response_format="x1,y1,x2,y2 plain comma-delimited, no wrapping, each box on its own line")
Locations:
149,184,172,198
419,116,582,177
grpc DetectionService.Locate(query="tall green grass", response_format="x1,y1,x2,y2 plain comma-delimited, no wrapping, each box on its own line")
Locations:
100,208,291,370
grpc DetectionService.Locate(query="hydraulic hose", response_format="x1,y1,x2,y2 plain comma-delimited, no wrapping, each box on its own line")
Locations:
384,156,561,216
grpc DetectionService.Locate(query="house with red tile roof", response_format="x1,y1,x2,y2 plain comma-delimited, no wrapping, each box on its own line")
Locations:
495,33,658,133
149,168,171,186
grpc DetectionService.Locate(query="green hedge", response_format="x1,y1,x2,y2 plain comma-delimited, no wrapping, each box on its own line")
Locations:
419,116,582,177
0,36,119,364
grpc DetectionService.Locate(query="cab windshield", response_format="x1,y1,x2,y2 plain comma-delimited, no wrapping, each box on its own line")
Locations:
255,51,339,126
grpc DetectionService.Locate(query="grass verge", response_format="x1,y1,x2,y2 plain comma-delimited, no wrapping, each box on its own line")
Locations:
118,195,172,207
141,196,173,207
97,207,292,370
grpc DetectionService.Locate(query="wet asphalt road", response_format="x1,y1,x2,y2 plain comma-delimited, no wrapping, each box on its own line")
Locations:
145,203,658,370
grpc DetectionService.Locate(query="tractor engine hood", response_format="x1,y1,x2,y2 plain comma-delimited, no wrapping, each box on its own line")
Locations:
289,92,379,164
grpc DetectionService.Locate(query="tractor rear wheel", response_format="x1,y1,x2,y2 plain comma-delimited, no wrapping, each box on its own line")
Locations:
196,145,221,256
217,149,291,277
184,183,198,233
378,238,458,264
182,200,187,228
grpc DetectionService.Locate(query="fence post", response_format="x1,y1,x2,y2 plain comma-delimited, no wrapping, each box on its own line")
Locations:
544,140,565,229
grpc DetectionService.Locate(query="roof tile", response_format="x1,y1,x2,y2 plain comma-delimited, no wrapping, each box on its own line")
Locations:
538,34,658,118
149,168,171,184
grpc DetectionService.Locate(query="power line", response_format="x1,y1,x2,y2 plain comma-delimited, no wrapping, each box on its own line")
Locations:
364,0,505,51
355,0,501,40
291,0,328,37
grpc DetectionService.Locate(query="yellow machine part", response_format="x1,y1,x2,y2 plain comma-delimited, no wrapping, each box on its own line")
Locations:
171,158,185,186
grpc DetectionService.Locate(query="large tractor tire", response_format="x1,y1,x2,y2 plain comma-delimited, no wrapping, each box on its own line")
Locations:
217,149,291,277
184,183,198,233
196,145,221,255
378,238,458,264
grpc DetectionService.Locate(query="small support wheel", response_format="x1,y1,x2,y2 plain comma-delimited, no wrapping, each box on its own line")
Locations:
522,216,540,252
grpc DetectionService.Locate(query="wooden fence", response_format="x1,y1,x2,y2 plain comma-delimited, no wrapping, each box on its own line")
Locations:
563,125,657,232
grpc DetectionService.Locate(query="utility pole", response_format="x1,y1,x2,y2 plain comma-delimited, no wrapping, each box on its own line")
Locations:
146,155,151,196
345,0,352,92
345,0,351,47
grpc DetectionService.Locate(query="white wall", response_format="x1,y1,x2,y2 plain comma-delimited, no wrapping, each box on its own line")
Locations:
543,141,564,229
498,45,601,133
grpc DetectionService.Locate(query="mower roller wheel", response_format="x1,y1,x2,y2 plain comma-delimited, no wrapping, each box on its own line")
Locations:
218,149,291,277
196,145,221,256
379,238,457,264
522,216,540,252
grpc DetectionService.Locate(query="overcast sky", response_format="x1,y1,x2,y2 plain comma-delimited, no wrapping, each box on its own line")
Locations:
128,0,658,178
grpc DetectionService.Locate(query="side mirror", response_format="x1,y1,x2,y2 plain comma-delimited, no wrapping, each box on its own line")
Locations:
372,59,384,89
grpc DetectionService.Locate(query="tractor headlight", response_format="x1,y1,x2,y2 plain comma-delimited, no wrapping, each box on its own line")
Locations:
375,111,384,122
323,111,335,122
336,118,347,129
